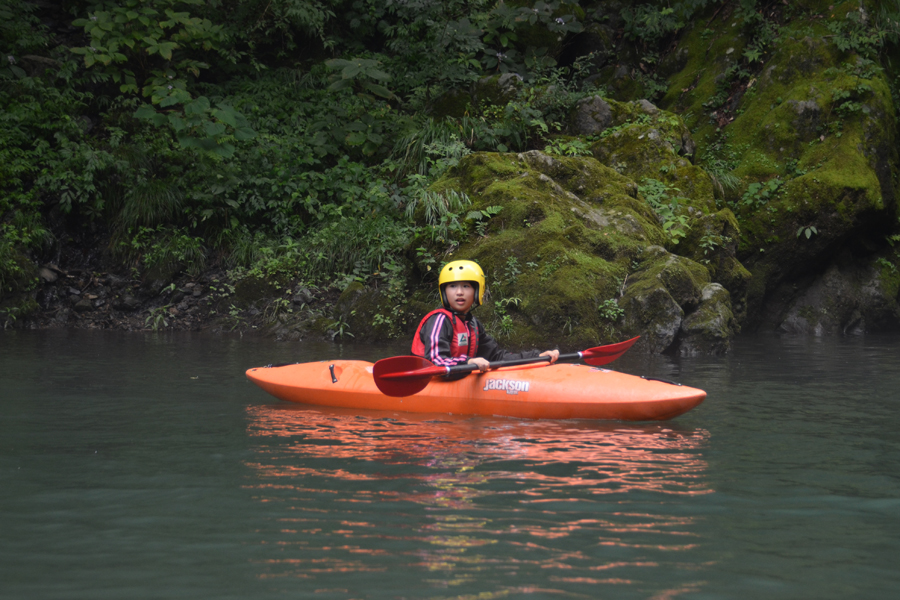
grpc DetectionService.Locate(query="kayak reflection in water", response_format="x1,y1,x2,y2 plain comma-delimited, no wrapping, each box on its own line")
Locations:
411,260,559,375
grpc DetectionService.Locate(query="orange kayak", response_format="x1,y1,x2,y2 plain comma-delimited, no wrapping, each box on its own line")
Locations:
246,360,705,421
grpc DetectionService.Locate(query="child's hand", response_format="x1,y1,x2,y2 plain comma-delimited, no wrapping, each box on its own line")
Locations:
467,357,491,372
540,349,560,364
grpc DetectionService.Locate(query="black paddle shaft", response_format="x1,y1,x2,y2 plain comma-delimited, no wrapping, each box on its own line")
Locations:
445,351,583,376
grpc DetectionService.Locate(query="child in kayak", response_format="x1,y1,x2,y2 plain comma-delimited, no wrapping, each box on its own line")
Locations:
412,259,559,373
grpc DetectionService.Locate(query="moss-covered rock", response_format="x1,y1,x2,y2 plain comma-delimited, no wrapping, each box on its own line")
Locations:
474,73,524,107
761,244,900,334
678,208,751,321
233,274,283,308
424,150,742,354
587,100,699,185
679,283,738,355
656,3,900,330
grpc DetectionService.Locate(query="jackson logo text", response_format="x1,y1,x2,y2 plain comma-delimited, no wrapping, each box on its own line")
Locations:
483,379,530,395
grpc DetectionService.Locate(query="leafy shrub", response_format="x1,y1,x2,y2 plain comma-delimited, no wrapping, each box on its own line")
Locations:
639,179,691,245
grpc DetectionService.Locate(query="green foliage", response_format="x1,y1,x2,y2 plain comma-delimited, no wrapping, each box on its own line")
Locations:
0,1,47,81
622,5,683,46
544,137,591,156
405,189,471,245
741,179,782,209
120,226,207,277
500,256,523,289
876,256,897,274
213,0,337,60
330,315,354,340
393,121,472,180
797,225,818,240
466,205,503,237
325,57,395,101
620,0,717,47
145,305,171,330
597,298,624,322
71,0,256,158
827,8,889,58
493,296,521,337
698,233,730,264
638,179,691,245
479,1,583,75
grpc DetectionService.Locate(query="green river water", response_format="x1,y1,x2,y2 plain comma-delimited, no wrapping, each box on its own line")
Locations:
1,330,898,599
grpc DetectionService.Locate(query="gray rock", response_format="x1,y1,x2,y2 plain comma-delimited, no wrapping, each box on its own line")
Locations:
637,99,659,115
775,254,900,334
628,286,684,353
39,268,58,283
114,295,141,311
570,96,612,135
475,73,523,106
678,283,737,355
292,287,315,305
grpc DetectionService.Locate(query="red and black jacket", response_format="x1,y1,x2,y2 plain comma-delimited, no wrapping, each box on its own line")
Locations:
412,308,542,369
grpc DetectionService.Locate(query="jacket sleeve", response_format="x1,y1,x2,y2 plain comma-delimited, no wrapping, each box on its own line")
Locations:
474,319,542,363
417,312,470,367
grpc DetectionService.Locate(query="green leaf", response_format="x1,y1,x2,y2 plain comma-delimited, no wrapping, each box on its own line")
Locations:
233,127,256,141
133,104,158,119
345,131,367,145
213,143,235,158
360,81,393,99
366,68,391,81
158,94,181,107
168,114,187,131
325,58,352,69
158,42,177,60
342,63,361,79
327,78,353,92
203,121,226,137
184,96,210,115
214,105,237,127
362,140,378,156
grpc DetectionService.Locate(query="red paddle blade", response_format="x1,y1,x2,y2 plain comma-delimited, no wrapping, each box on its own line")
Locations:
581,336,640,366
373,356,444,397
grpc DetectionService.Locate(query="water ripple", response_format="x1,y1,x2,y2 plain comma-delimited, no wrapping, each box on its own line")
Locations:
243,405,712,595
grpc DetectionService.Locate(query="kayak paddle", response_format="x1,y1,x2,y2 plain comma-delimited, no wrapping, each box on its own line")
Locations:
373,336,640,397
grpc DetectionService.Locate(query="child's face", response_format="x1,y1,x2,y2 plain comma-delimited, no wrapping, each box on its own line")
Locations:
445,281,476,313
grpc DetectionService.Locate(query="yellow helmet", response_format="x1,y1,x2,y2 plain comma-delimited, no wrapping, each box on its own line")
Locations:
439,260,485,309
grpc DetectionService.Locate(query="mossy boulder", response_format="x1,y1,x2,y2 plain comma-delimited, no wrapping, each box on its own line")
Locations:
621,245,737,355
332,281,389,341
474,73,524,107
426,150,743,354
770,249,900,334
679,283,738,355
585,99,701,192
678,208,752,321
233,274,282,309
657,4,900,330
